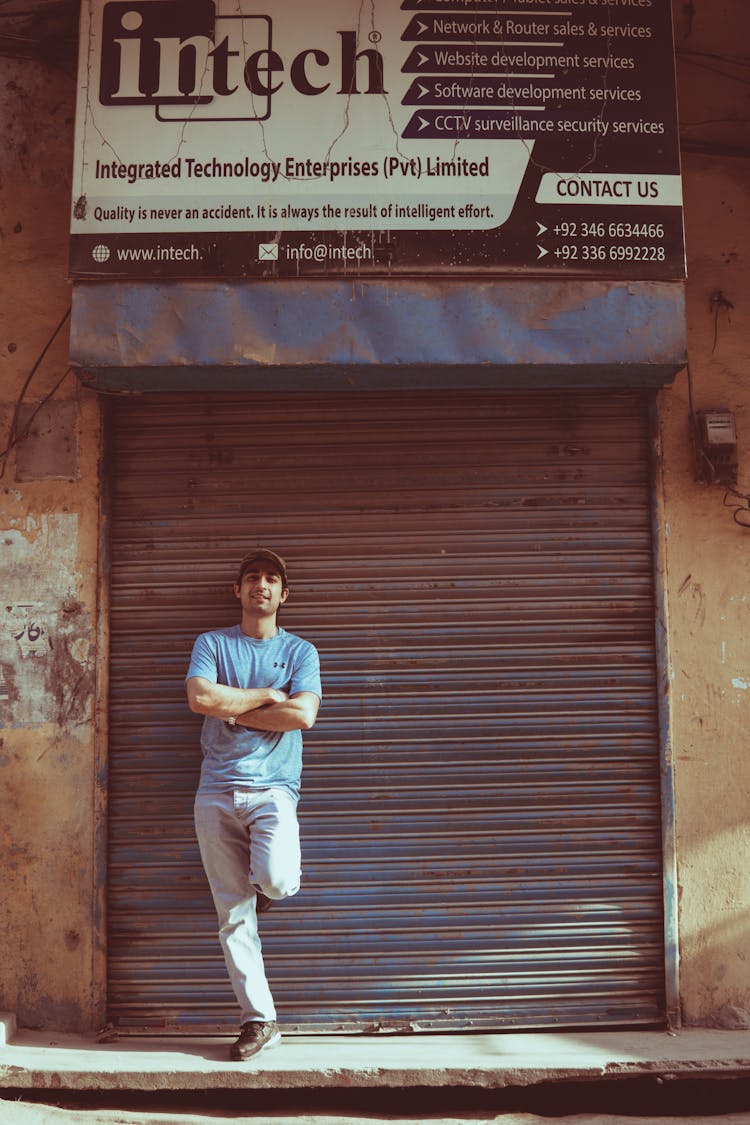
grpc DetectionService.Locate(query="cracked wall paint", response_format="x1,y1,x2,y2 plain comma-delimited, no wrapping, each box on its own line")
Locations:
0,513,94,728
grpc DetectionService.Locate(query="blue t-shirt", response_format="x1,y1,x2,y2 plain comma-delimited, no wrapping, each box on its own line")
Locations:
186,625,322,799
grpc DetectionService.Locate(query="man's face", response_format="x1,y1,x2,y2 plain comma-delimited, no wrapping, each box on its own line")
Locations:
234,565,289,618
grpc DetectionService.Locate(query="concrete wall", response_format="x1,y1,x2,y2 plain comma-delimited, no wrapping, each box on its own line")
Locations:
0,59,104,1031
658,153,750,1027
1,23,750,1032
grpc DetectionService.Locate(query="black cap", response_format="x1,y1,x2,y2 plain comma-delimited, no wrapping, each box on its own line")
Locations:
236,548,288,589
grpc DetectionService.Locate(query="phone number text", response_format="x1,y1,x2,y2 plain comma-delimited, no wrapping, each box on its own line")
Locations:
552,222,666,239
554,245,667,262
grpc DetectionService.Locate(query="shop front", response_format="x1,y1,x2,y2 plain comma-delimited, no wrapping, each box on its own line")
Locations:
68,0,687,1033
68,278,684,1033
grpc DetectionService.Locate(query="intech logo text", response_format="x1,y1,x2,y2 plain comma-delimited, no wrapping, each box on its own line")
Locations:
99,0,386,123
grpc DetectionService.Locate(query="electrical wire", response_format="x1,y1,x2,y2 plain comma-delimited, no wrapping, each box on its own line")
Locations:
680,139,750,158
686,365,748,529
723,487,750,529
678,48,750,70
0,306,72,479
677,55,750,87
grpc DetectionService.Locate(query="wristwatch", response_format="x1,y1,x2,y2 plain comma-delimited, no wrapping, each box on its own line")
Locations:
226,715,238,726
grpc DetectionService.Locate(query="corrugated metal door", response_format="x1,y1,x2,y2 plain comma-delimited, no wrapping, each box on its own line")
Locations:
107,389,666,1032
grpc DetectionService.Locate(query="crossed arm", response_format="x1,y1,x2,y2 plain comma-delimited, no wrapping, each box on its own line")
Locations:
186,676,319,732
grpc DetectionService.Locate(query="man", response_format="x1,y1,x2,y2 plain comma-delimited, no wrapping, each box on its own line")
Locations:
186,548,322,1061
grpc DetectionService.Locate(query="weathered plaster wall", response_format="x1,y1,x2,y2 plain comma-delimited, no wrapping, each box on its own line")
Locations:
0,59,104,1030
658,154,750,1027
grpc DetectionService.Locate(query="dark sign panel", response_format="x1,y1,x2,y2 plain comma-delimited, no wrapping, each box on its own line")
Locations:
70,0,685,279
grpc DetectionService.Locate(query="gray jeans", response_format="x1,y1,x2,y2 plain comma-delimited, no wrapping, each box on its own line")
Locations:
194,787,301,1024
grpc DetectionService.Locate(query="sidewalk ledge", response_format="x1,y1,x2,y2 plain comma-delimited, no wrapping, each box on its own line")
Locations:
1,1029,750,1092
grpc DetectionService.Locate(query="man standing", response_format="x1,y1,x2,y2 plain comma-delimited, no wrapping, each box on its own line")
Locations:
186,549,322,1061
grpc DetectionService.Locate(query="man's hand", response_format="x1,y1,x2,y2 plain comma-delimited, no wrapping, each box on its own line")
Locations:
266,689,289,705
237,691,320,733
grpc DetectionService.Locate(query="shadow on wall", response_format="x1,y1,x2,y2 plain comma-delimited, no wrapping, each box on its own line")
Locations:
677,861,750,1028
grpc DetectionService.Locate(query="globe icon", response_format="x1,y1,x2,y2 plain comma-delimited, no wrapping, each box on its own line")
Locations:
92,244,110,263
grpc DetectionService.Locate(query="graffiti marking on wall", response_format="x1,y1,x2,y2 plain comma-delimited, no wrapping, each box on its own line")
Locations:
9,605,48,658
0,515,94,727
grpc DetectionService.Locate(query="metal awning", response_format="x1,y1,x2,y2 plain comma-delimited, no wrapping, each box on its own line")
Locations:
69,279,686,392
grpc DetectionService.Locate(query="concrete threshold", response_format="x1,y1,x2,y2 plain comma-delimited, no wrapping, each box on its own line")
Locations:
1,1024,750,1093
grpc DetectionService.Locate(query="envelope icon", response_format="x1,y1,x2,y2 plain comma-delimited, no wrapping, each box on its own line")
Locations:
258,242,278,261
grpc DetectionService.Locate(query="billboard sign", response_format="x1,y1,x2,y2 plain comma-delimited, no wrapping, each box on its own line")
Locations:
70,0,685,279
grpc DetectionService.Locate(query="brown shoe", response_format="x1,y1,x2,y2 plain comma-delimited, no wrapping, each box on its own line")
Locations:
230,1020,281,1061
255,890,273,914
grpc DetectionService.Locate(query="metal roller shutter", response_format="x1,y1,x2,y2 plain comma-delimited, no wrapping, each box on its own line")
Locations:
107,389,666,1032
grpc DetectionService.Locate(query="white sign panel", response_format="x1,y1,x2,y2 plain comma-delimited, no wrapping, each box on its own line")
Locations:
70,0,685,279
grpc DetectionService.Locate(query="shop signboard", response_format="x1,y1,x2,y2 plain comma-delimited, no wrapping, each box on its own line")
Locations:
70,0,685,279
